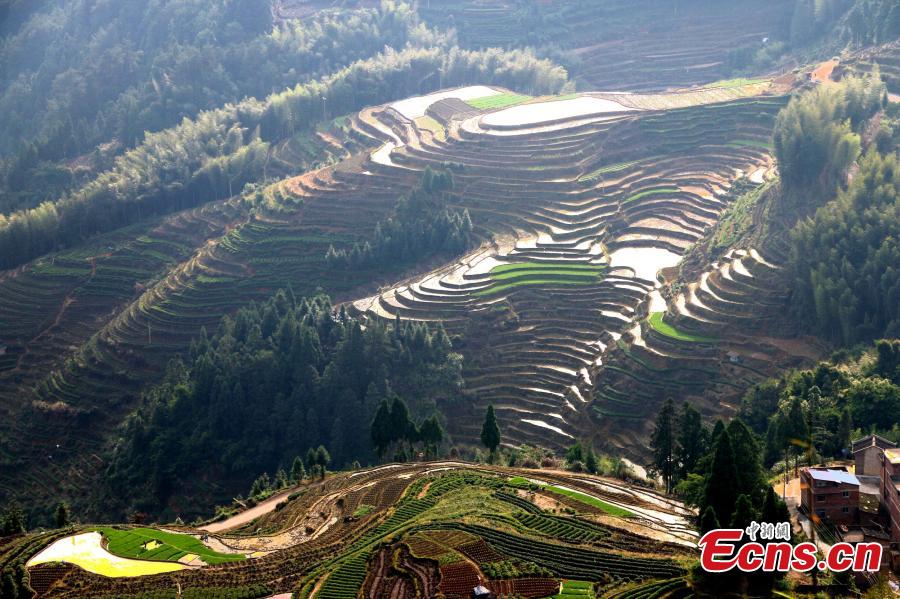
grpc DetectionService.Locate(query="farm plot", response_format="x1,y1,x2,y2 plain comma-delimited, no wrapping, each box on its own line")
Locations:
467,92,532,109
647,312,717,343
97,527,244,565
26,532,185,577
475,262,607,296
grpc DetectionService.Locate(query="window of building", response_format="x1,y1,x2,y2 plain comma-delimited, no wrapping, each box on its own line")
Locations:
816,509,826,518
842,491,850,498
816,495,825,501
841,507,849,513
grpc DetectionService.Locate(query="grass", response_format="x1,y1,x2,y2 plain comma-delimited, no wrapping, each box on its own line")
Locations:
467,93,532,109
647,312,717,343
413,115,445,141
97,527,244,565
552,579,595,598
475,262,606,296
543,486,634,517
726,139,773,150
352,505,374,517
578,159,643,182
621,187,679,205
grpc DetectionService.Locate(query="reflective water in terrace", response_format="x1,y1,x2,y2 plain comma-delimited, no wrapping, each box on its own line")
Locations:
481,96,631,127
609,246,682,282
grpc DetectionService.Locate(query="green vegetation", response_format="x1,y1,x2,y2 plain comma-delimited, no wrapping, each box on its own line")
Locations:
0,46,567,270
579,160,643,182
622,187,679,205
737,340,900,466
648,312,717,343
97,527,243,565
552,579,595,598
774,74,883,202
543,486,633,517
326,169,473,270
105,289,462,519
352,505,374,518
467,92,532,109
790,150,899,344
476,262,606,296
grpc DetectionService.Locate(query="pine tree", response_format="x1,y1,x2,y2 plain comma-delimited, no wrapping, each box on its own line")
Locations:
290,456,306,482
702,430,740,527
838,408,852,457
726,419,765,507
0,504,25,536
315,445,331,477
585,445,599,475
370,398,393,458
565,441,583,466
730,494,756,529
676,402,708,478
54,502,69,528
480,405,501,457
650,398,677,493
700,506,720,535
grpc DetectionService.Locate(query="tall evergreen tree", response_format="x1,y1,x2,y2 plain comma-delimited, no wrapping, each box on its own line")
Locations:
54,502,69,528
700,506,721,535
726,419,765,507
702,430,740,527
676,402,708,479
650,398,677,493
290,456,306,482
480,405,501,456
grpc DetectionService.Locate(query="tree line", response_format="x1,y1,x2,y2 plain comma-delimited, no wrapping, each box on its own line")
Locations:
0,1,427,211
102,289,463,521
737,339,900,469
649,399,791,596
326,167,474,270
0,45,567,271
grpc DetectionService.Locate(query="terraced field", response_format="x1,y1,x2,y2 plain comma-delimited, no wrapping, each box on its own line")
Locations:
2,463,696,598
420,0,794,91
350,82,789,450
591,246,826,460
0,77,801,508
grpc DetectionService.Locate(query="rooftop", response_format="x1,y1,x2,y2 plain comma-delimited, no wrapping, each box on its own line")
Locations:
806,468,859,486
886,448,900,465
852,434,897,452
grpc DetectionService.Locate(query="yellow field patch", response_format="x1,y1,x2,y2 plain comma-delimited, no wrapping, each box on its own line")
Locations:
27,532,184,577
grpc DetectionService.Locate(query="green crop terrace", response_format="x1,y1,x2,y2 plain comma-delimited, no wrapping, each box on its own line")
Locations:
475,262,607,296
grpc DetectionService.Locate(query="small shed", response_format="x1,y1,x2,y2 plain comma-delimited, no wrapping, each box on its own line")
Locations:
473,585,493,599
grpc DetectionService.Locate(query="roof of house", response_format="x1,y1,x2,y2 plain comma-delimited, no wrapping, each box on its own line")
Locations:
806,468,859,486
886,448,900,465
473,586,491,596
852,434,897,452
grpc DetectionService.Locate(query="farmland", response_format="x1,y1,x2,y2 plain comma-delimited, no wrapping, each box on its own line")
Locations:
2,463,695,598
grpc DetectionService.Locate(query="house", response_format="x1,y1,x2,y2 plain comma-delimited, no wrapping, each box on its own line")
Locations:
882,448,900,543
800,467,859,525
853,434,897,476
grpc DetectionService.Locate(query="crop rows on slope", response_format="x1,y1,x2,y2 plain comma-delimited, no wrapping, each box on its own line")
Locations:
514,513,610,544
424,523,683,582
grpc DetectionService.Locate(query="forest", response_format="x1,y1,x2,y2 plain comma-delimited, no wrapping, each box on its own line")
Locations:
103,289,463,519
326,168,474,270
0,44,565,271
